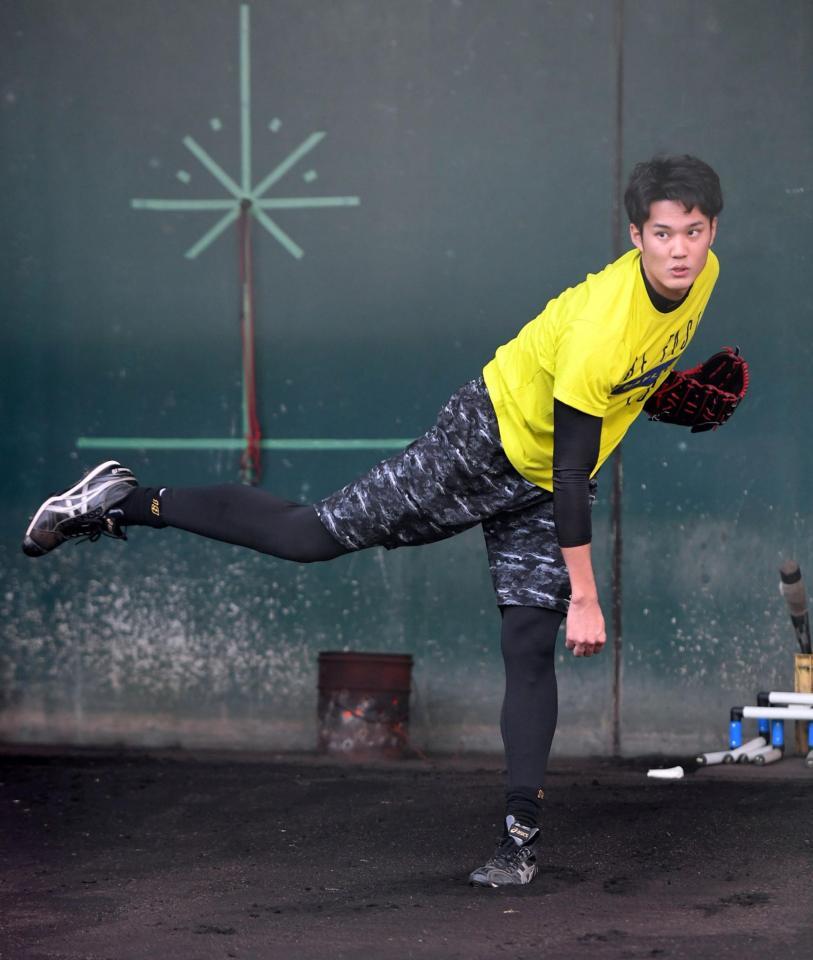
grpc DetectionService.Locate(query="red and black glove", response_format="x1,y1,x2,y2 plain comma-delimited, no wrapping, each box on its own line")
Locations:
644,347,749,433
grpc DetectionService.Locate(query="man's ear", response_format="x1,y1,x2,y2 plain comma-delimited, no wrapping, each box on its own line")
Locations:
709,217,718,245
629,222,644,252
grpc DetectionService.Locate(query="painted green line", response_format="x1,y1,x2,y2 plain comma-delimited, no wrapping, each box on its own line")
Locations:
183,136,243,198
240,4,251,193
253,208,304,259
185,206,240,259
76,437,412,451
252,132,325,198
257,197,360,209
132,199,238,211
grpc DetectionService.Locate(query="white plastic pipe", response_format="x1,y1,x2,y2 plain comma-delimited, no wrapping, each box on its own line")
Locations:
696,749,729,766
767,691,813,706
647,766,684,779
742,706,813,721
750,746,783,765
724,736,767,763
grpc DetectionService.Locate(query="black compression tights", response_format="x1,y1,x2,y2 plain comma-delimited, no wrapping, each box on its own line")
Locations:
122,484,350,562
500,605,563,826
122,484,561,826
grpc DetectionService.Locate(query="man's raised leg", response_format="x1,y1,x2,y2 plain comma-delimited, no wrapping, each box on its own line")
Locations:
22,460,349,563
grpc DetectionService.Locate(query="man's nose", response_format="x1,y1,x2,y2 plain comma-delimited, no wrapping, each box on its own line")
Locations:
671,235,688,258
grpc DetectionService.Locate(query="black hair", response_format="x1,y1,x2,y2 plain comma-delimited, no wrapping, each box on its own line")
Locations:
624,155,723,230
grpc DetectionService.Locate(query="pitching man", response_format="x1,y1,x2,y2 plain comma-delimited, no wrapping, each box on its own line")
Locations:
23,154,746,886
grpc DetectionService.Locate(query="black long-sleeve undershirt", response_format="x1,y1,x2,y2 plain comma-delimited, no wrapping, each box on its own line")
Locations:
548,262,686,547
552,399,602,548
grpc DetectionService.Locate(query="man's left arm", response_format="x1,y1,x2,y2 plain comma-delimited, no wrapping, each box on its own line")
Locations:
643,347,749,432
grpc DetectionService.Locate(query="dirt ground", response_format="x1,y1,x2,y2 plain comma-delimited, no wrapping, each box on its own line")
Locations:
1,746,811,960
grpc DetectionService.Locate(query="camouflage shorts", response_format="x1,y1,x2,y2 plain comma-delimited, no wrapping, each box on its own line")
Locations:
315,377,593,611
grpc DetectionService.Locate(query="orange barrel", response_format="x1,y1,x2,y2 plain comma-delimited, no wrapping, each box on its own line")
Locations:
317,651,413,758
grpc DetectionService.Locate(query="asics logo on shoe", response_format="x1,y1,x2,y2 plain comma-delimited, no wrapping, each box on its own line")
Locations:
508,822,535,844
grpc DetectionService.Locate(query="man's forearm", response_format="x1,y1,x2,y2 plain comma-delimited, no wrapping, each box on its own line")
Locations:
561,541,605,657
551,399,603,609
561,543,598,602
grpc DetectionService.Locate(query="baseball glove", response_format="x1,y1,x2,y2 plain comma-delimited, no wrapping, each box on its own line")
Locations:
644,346,749,433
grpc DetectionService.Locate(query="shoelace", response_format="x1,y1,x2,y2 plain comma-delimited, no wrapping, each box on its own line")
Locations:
73,525,128,546
55,509,127,546
488,838,533,869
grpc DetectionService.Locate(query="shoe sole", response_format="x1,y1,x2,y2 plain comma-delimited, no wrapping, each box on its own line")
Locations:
23,460,125,557
468,864,538,887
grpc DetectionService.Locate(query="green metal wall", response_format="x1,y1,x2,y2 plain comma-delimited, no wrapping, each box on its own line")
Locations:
619,0,813,751
1,0,810,755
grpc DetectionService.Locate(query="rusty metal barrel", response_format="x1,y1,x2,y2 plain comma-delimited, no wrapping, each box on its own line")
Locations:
317,651,413,758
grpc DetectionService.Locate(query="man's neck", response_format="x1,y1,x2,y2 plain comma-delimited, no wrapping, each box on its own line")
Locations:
639,260,690,313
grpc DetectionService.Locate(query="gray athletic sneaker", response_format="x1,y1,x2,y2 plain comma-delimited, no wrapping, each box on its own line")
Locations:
22,460,138,557
469,817,539,887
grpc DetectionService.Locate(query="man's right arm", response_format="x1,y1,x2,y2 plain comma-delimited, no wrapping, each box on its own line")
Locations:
552,400,606,657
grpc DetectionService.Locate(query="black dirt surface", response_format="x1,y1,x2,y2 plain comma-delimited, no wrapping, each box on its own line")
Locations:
1,747,811,960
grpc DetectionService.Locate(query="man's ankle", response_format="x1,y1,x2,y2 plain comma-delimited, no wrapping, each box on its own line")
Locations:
117,487,168,528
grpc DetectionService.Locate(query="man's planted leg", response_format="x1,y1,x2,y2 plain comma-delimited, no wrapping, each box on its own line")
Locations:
469,605,563,887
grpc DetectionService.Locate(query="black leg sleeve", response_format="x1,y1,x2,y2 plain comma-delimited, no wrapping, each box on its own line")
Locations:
499,605,564,826
121,485,350,563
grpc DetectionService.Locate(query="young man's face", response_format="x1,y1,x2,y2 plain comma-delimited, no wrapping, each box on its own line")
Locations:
629,199,718,301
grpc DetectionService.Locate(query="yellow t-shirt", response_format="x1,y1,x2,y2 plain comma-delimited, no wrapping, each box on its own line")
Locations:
483,248,719,490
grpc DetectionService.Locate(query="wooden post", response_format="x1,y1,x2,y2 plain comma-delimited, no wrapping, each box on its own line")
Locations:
793,654,813,754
